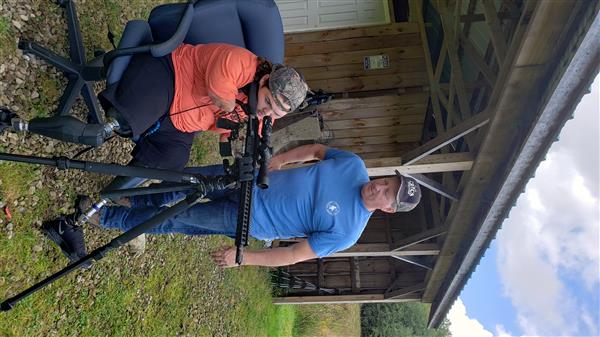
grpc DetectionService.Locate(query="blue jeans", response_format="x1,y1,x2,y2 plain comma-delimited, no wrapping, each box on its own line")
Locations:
100,165,240,237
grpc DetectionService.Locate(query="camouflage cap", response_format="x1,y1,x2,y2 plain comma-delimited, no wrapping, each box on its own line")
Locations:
268,64,309,113
393,171,422,212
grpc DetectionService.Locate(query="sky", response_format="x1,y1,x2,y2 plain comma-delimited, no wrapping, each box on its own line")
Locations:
446,74,600,336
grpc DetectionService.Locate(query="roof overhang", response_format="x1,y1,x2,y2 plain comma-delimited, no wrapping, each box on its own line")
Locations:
426,0,600,328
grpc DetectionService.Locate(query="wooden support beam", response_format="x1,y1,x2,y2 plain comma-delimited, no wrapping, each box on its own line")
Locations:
319,93,426,111
385,282,426,299
438,82,461,129
332,243,439,257
415,0,446,135
461,33,498,86
285,46,424,68
317,259,325,289
461,0,479,35
434,39,447,85
285,152,472,175
284,23,420,44
384,271,428,294
446,2,473,122
385,216,397,288
285,34,422,57
482,0,508,64
308,71,428,93
366,152,473,176
460,12,520,25
392,255,434,270
437,86,450,111
385,275,402,294
400,111,491,165
429,192,443,228
273,293,420,304
392,225,449,251
351,258,361,293
447,75,460,127
439,81,487,91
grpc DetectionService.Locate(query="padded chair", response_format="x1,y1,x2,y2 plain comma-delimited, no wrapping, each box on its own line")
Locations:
18,0,284,190
19,0,284,146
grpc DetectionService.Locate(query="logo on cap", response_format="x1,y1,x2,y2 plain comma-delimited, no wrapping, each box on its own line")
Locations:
407,180,417,197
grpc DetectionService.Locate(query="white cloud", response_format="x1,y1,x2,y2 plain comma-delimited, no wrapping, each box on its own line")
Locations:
495,324,513,337
448,298,494,337
495,76,600,336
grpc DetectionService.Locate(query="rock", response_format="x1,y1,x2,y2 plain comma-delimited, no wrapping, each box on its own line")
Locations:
12,20,22,30
127,234,147,255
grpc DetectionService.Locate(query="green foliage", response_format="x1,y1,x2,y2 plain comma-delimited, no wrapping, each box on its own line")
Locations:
290,304,360,337
361,302,452,337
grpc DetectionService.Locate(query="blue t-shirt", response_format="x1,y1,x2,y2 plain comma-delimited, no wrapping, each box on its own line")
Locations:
250,148,373,257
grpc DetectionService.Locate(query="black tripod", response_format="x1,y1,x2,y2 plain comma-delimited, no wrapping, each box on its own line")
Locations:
0,110,272,312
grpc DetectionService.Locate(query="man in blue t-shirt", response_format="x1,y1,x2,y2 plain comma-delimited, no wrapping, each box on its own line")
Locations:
46,144,422,267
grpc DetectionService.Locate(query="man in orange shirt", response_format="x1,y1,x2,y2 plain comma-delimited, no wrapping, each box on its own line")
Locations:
99,43,309,170
2,43,309,171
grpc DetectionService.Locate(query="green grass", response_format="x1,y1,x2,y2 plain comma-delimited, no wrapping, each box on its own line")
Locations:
0,16,12,59
25,77,62,118
291,304,361,337
267,305,297,337
0,17,10,38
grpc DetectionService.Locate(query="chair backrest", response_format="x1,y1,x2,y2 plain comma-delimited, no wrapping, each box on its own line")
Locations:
148,0,284,63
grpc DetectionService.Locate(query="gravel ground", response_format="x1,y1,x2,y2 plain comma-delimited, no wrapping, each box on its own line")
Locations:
0,0,146,251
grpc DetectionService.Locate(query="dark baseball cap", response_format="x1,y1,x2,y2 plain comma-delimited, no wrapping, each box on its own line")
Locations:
269,64,309,113
394,170,422,212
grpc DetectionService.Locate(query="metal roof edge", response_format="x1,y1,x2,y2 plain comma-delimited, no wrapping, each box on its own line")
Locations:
428,5,600,329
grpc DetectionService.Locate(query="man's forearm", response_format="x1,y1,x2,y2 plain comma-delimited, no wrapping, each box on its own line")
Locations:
275,144,327,166
212,240,318,268
242,246,302,267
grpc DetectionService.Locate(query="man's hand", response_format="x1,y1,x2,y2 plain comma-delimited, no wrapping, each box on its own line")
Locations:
211,246,239,268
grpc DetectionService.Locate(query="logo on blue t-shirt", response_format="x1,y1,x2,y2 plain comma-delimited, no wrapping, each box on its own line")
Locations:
326,201,341,215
